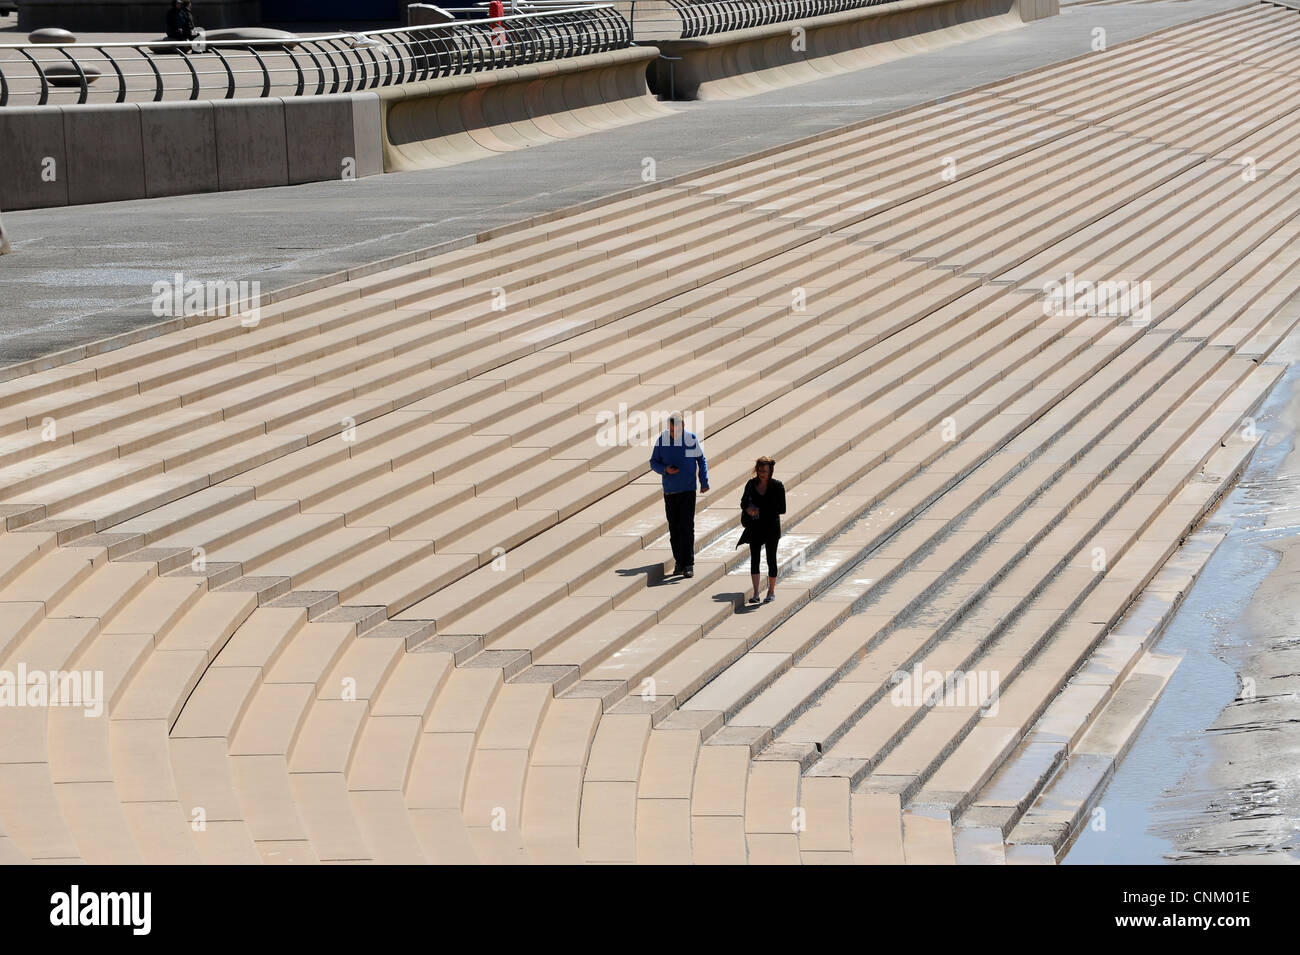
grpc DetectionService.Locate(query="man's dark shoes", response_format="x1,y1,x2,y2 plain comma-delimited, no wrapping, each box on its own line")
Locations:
683,566,694,578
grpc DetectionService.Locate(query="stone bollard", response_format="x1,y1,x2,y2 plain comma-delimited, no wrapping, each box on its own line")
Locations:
0,209,11,254
28,27,77,43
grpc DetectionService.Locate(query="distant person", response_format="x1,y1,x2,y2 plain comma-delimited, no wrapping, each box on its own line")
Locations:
649,412,709,578
166,0,199,41
737,456,785,604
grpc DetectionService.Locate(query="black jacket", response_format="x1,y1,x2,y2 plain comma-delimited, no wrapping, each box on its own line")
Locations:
736,477,786,548
166,8,196,40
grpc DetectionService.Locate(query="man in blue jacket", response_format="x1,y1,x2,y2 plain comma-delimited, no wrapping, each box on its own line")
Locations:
649,412,709,578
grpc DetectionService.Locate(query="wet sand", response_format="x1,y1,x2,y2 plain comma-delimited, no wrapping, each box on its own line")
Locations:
1166,399,1300,863
1069,330,1300,864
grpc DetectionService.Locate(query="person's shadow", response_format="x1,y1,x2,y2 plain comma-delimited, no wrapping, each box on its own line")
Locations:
616,562,671,585
714,590,753,612
615,563,750,611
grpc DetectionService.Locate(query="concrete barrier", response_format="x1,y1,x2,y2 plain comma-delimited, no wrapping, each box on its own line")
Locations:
141,100,219,199
285,93,383,186
380,46,667,172
0,92,385,210
0,0,1051,206
648,0,1058,100
62,103,146,205
0,105,68,209
0,45,655,207
213,98,290,192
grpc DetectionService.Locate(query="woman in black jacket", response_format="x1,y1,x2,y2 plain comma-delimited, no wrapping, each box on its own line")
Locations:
737,456,786,604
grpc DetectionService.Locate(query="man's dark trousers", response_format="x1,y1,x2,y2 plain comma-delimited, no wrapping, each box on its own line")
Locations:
663,490,696,571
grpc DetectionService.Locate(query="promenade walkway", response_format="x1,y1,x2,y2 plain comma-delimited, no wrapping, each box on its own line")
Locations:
0,0,1244,369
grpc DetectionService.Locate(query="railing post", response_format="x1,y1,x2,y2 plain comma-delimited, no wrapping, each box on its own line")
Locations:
53,49,90,105
98,46,127,103
176,48,201,100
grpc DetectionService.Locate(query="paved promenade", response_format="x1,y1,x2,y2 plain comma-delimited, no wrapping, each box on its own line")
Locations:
0,0,1247,370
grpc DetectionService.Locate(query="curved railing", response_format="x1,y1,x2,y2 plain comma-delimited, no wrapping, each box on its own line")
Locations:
663,0,898,38
0,5,629,107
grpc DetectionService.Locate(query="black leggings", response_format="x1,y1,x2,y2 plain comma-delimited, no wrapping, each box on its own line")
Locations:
749,537,778,576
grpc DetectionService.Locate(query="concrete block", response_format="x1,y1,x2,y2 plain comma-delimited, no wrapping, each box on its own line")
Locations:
0,107,69,209
213,98,289,192
350,93,385,180
62,103,146,205
140,101,219,199
284,94,354,186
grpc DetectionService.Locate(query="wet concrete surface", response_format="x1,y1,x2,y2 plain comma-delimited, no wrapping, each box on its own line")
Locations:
1066,329,1300,864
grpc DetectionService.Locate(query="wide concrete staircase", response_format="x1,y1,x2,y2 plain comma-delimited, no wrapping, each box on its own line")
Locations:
2,1,1299,864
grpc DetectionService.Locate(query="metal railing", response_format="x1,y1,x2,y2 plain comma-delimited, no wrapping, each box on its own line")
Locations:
663,0,898,38
0,5,628,107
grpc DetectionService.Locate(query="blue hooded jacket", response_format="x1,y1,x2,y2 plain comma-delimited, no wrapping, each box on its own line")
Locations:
650,429,709,494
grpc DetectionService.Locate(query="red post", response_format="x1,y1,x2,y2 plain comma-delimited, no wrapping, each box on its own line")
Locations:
488,0,507,48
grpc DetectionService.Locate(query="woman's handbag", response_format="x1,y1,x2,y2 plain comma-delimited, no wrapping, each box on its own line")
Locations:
740,491,758,529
